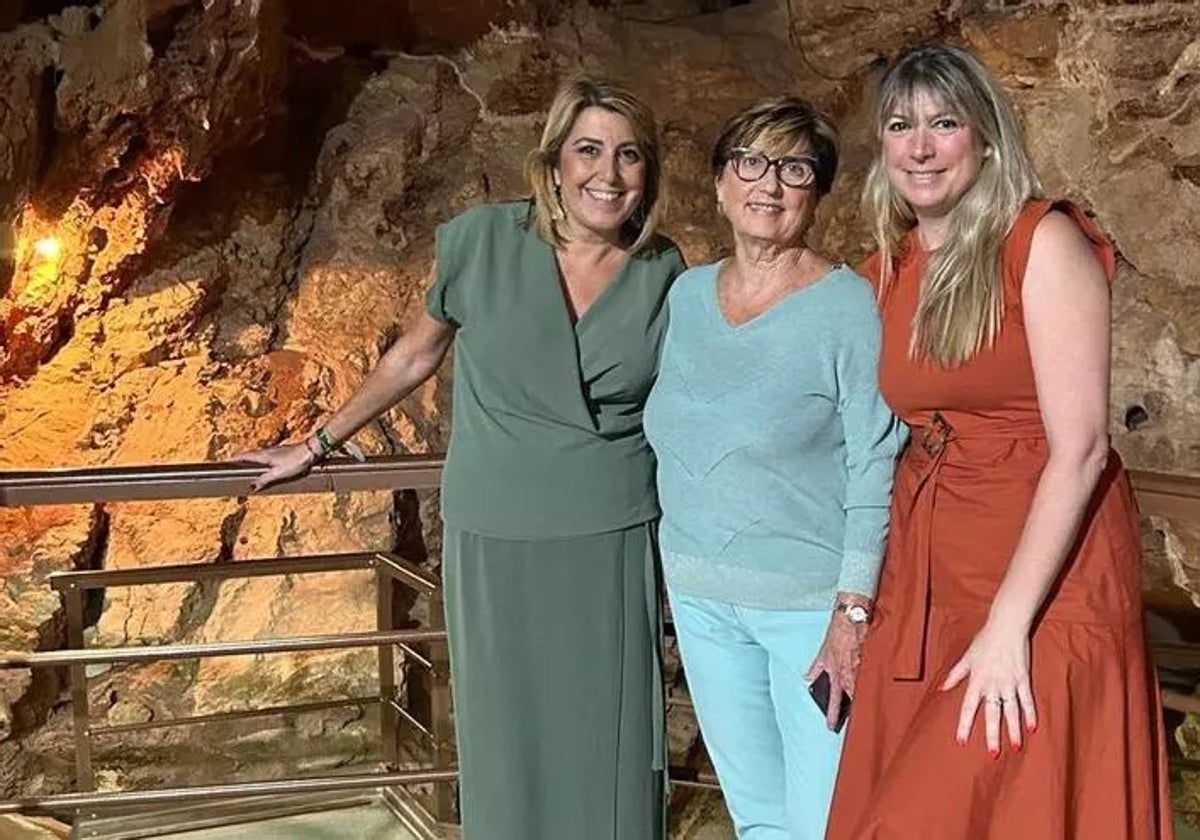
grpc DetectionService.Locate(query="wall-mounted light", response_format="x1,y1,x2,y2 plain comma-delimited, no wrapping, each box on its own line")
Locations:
20,235,65,305
33,237,62,262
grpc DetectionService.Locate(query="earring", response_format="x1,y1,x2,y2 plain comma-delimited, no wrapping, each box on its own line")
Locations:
551,183,566,221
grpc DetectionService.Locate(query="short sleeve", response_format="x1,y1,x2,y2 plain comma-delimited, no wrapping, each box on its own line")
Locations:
1003,200,1117,303
425,217,463,326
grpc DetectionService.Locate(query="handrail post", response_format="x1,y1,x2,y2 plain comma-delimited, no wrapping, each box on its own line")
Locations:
63,582,95,792
429,585,456,824
376,558,399,770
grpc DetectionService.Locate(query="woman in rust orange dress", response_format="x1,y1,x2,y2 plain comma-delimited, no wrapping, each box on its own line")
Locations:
826,45,1174,839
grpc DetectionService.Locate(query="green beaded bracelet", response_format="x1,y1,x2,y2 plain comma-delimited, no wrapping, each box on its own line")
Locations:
315,427,336,457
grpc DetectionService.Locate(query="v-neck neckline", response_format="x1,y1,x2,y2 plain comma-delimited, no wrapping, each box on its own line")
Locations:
549,241,633,334
709,261,842,332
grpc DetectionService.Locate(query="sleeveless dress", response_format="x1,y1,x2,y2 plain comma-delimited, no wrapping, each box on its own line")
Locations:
825,201,1175,839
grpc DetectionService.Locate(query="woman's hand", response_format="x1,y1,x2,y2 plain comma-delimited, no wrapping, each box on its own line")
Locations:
806,607,868,731
941,616,1036,756
236,443,317,491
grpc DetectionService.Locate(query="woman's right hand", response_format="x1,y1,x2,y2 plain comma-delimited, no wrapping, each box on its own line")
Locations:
236,443,317,491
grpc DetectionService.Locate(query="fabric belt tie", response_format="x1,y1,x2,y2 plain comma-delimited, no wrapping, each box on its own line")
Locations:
888,413,1048,681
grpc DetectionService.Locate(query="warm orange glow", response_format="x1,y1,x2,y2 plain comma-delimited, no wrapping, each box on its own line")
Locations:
33,237,62,261
18,234,66,305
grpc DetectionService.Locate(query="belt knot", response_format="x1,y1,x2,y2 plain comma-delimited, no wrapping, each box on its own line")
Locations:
918,412,954,457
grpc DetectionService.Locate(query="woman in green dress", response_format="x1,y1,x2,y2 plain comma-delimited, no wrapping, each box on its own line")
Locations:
237,76,685,840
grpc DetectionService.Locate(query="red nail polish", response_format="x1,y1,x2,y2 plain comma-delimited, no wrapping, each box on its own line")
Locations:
989,748,1000,760
1027,722,1038,734
955,736,966,746
1013,741,1022,752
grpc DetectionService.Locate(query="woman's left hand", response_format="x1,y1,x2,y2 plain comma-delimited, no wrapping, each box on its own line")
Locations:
806,608,867,731
941,617,1036,756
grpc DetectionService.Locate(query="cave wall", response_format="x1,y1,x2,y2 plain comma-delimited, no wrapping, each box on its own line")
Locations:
0,0,1198,808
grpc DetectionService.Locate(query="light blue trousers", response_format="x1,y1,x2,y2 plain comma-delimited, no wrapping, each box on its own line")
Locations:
669,590,844,840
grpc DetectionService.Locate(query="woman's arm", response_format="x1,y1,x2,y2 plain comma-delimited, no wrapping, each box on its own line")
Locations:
318,310,456,447
943,210,1111,753
239,308,456,489
807,284,906,728
989,210,1111,647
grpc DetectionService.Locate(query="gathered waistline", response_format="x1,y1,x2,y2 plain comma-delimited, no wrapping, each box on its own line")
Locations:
907,413,1047,458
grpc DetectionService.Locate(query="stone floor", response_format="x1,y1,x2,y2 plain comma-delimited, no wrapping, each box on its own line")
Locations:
164,803,419,839
0,798,734,839
670,788,736,839
5,801,1200,839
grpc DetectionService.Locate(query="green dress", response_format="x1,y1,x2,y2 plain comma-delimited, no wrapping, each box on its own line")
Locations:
426,201,685,839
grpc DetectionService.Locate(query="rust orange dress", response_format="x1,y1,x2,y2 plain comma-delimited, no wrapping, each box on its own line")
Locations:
826,200,1174,840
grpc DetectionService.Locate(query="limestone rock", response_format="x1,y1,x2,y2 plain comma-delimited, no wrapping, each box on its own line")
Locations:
0,3,1198,826
0,816,70,840
1051,3,1200,477
94,498,241,647
1145,515,1200,617
0,504,101,739
2,0,288,378
0,25,52,256
191,491,394,714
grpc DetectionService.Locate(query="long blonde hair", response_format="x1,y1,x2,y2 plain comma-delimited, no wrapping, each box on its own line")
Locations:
525,75,665,254
862,45,1043,366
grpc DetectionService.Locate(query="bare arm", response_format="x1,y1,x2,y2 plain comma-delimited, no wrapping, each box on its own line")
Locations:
319,310,455,446
991,212,1111,630
944,210,1111,753
239,300,455,490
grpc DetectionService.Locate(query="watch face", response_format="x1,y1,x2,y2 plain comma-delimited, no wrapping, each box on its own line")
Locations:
846,605,869,623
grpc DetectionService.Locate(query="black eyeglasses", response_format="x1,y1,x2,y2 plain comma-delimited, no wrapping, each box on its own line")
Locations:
727,147,818,189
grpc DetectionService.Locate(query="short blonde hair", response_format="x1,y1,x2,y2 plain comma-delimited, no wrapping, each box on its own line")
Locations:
711,97,840,196
862,44,1043,366
525,75,665,253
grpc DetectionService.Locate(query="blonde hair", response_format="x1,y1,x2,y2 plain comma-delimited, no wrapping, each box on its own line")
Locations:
711,96,840,197
863,44,1043,366
525,75,665,253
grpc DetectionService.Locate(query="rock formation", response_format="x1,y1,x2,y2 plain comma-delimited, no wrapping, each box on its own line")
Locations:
0,0,1197,831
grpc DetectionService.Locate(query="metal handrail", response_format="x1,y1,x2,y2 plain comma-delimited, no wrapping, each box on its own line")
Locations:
1,458,1194,831
0,454,443,506
0,629,445,667
1129,468,1200,520
0,455,456,832
0,769,460,817
46,550,438,594
88,696,382,737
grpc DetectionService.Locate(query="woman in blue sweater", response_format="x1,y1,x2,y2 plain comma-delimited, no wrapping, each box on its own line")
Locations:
644,98,904,839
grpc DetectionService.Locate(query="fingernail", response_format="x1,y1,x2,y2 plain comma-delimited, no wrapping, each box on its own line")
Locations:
1013,741,1022,752
955,736,966,746
1027,722,1038,734
989,748,1000,760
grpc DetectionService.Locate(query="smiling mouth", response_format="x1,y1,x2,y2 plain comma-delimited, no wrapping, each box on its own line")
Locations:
904,170,946,180
746,202,783,213
584,187,624,203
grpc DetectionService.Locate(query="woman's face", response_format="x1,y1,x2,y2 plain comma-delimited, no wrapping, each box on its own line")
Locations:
881,89,983,221
715,137,819,248
553,106,646,241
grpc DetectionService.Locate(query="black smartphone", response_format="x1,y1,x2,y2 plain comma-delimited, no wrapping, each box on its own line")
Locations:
808,671,851,734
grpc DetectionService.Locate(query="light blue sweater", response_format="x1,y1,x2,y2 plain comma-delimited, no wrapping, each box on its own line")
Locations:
644,262,906,610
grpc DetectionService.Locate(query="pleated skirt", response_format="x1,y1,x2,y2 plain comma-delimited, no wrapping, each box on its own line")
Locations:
442,522,665,840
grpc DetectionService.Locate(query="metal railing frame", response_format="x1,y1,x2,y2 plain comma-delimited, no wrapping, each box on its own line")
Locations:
0,456,456,833
0,460,1196,823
